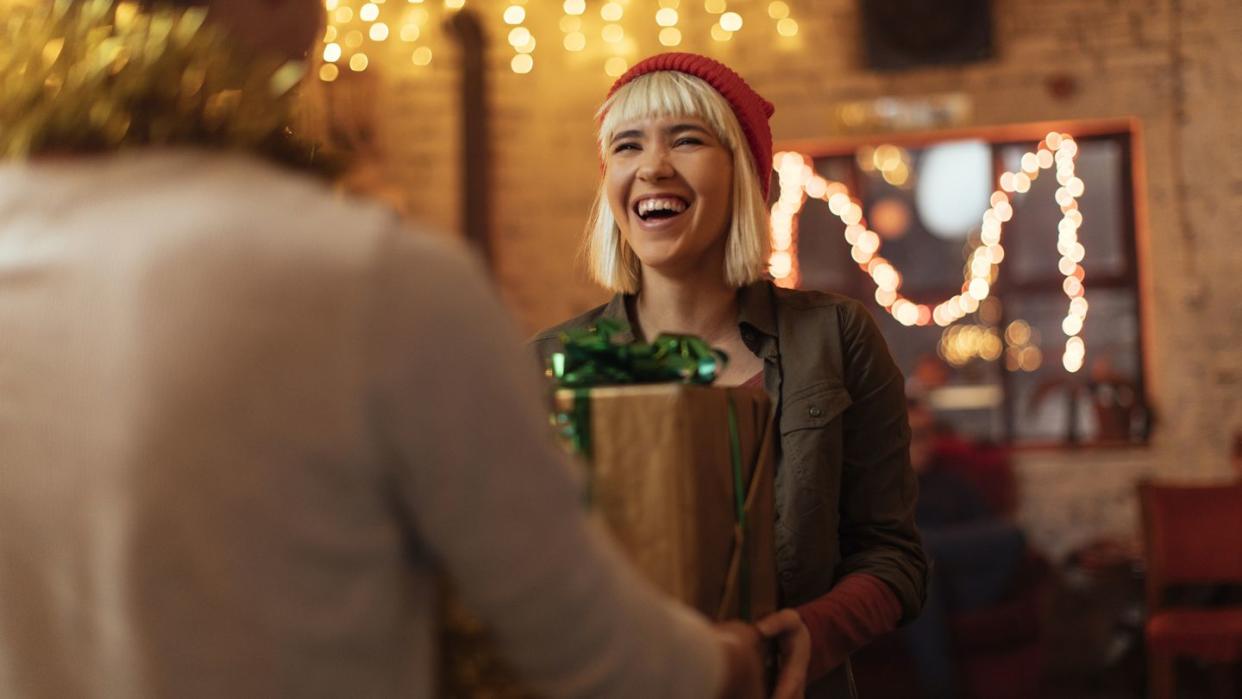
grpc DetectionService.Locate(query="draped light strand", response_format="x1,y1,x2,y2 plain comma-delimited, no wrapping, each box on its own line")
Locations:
770,132,1089,372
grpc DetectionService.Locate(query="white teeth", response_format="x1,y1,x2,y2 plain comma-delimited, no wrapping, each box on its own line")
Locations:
636,197,689,217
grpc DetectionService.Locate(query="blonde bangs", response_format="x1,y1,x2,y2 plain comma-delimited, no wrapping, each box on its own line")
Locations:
596,72,740,159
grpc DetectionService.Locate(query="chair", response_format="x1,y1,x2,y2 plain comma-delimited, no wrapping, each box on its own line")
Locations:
1138,480,1242,699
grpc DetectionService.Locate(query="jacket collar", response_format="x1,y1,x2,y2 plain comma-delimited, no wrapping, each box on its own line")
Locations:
598,280,778,343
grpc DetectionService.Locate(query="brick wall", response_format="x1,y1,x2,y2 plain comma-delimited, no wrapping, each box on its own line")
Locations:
328,0,1242,558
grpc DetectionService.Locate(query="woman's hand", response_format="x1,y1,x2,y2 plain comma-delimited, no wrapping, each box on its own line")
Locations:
755,609,811,699
712,621,765,699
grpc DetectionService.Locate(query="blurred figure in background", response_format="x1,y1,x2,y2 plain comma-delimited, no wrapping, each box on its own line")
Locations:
0,2,771,697
903,400,1028,699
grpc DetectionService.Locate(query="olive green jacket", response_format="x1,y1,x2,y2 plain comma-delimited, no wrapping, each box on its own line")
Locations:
532,281,928,699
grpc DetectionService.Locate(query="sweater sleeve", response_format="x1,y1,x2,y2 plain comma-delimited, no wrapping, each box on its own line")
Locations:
367,229,724,699
795,574,903,682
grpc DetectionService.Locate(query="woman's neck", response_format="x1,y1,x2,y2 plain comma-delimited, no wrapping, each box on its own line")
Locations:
632,265,739,346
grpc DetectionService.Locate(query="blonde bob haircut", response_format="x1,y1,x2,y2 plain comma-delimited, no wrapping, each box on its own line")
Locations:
586,71,770,294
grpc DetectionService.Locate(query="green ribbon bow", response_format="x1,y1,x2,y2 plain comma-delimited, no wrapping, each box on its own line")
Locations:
549,318,728,388
549,320,754,621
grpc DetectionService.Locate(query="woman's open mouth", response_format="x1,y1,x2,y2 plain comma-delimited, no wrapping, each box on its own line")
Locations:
633,196,690,224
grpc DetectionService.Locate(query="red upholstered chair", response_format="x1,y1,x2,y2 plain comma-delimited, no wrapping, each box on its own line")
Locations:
1138,480,1242,699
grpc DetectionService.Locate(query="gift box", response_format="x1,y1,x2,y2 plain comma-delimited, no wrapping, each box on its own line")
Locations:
555,383,777,622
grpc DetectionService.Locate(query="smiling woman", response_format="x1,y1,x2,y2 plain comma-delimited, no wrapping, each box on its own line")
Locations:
532,53,930,699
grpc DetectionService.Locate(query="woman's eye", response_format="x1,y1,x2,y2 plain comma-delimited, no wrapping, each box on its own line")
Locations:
674,137,704,147
612,142,639,154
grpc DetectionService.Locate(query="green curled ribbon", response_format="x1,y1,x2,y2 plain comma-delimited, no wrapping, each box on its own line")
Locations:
549,318,729,388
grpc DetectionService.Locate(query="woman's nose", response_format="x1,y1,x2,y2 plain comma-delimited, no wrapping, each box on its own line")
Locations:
636,146,674,181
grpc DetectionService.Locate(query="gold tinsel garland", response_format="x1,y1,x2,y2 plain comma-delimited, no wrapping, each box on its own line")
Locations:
0,0,326,172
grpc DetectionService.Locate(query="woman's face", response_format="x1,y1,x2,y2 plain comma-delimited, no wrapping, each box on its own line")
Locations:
604,114,734,280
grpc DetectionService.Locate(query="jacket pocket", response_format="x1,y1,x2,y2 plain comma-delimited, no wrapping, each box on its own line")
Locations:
780,383,852,434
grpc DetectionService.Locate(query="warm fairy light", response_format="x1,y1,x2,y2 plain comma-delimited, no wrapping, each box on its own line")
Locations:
659,28,683,46
602,23,624,43
511,53,533,73
769,251,793,278
349,52,369,71
411,46,432,65
503,4,525,24
770,133,1088,353
604,56,628,77
318,0,795,80
508,27,531,47
319,63,340,82
323,42,342,63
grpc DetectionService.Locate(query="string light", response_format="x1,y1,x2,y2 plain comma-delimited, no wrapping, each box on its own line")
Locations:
503,4,525,25
318,0,799,78
511,53,533,74
560,1,586,53
771,133,1088,370
506,1,533,73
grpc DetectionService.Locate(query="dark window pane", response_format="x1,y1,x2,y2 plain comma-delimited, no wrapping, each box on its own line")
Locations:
1004,290,1143,444
1001,138,1128,285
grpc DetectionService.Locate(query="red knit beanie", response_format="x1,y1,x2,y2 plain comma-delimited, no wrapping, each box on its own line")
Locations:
603,52,776,199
